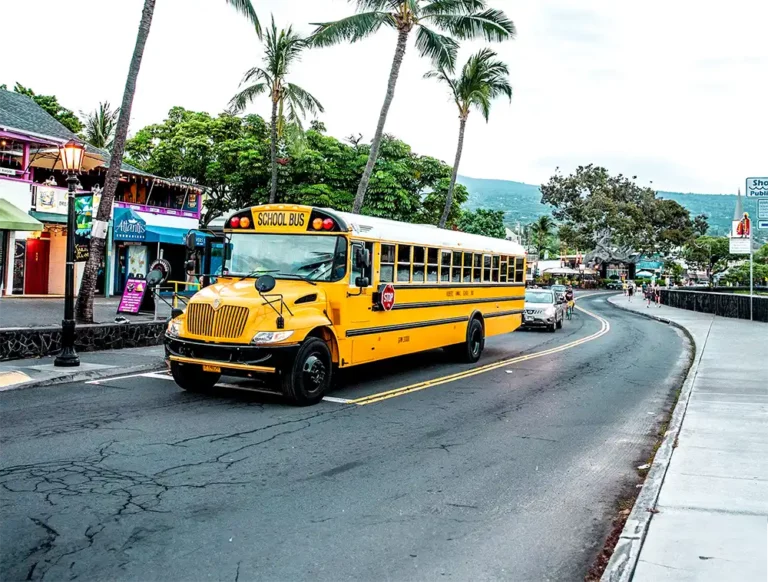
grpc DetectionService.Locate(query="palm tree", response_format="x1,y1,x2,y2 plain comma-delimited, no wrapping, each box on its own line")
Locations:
530,215,554,259
76,0,260,323
425,49,511,228
311,0,515,214
80,101,120,149
230,17,324,203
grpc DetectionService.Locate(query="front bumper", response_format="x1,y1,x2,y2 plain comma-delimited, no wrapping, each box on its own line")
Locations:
164,334,299,374
521,314,556,328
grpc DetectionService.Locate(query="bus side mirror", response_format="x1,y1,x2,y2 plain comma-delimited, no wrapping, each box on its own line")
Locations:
354,246,370,269
355,276,369,288
185,232,197,250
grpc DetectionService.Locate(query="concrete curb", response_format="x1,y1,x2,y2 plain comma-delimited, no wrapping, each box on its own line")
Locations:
1,360,166,392
600,297,705,582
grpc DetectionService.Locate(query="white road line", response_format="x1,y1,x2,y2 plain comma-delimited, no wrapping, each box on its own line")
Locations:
322,396,355,404
86,371,165,385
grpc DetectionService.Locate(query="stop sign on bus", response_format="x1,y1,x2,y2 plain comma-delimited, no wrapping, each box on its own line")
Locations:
379,283,395,311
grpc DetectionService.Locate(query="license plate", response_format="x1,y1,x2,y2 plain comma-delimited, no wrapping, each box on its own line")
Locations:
202,365,221,373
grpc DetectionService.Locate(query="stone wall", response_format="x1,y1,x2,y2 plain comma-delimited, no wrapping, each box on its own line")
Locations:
660,289,768,322
0,321,167,362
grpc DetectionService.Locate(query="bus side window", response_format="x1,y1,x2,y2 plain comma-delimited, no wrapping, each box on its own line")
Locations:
427,248,439,282
515,257,525,283
452,251,462,282
492,255,500,282
412,246,425,283
473,254,482,283
463,252,472,282
440,250,451,282
500,256,508,282
397,245,412,282
483,254,491,282
508,259,515,282
381,244,395,283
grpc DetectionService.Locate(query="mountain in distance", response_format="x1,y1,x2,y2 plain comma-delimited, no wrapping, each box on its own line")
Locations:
457,175,763,240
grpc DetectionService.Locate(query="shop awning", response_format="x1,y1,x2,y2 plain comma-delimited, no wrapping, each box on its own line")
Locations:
29,211,67,224
0,199,44,231
144,225,189,245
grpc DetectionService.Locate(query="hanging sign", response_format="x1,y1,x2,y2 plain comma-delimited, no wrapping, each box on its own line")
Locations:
117,278,149,314
112,207,147,241
35,187,68,214
74,194,94,262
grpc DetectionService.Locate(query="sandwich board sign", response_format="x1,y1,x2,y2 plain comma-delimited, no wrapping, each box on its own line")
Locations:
746,178,768,197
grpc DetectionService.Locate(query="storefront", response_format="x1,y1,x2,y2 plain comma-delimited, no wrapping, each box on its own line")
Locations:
0,198,43,295
110,205,200,296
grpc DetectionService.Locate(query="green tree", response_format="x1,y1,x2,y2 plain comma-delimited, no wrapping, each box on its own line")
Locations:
425,48,512,228
80,101,120,149
311,0,515,214
681,236,735,286
540,165,696,262
11,83,83,133
77,0,260,322
230,17,324,203
754,243,768,265
529,215,554,258
721,262,768,286
456,208,506,238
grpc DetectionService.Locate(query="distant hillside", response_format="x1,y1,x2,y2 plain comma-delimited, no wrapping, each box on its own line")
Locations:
458,175,763,240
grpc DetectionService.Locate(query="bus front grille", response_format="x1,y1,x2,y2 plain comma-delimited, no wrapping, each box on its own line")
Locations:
187,304,249,339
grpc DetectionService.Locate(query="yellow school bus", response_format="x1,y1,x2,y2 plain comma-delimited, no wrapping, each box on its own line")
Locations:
165,204,526,405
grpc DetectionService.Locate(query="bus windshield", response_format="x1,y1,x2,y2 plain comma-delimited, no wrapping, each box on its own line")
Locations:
226,234,347,282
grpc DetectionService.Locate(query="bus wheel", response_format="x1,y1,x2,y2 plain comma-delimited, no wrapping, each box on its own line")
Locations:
450,318,484,364
281,338,332,406
171,361,220,393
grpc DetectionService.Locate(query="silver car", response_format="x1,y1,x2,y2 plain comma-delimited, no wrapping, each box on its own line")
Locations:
522,289,564,332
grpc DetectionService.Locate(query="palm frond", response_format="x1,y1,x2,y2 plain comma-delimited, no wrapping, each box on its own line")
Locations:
415,25,459,69
354,0,402,11
241,66,271,86
224,0,261,37
421,0,485,16
423,9,516,42
229,83,269,112
285,83,325,117
310,11,395,47
81,101,120,149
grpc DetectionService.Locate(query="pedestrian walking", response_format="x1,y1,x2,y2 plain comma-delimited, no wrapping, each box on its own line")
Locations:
654,284,662,307
646,285,652,308
627,282,635,302
623,281,628,296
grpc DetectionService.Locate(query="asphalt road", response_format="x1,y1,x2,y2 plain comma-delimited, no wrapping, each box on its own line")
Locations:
0,293,690,582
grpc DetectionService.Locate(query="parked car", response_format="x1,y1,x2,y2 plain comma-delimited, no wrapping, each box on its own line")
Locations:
522,289,564,332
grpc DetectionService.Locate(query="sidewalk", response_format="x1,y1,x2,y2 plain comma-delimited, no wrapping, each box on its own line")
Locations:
606,295,768,581
0,345,166,391
0,296,172,329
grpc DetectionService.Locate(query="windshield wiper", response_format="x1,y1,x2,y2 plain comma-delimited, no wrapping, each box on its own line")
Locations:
274,273,317,286
236,269,279,281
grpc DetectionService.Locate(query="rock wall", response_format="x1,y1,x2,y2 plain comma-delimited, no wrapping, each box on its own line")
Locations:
660,290,768,322
0,322,166,362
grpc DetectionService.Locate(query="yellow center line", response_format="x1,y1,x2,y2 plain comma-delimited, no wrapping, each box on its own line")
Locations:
349,297,612,406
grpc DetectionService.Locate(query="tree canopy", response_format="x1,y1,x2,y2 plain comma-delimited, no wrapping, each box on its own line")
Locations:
6,82,83,133
540,164,696,262
681,236,737,285
123,106,503,234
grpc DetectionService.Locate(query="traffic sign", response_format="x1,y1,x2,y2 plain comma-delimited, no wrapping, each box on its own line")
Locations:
758,220,768,230
758,199,768,219
746,177,768,197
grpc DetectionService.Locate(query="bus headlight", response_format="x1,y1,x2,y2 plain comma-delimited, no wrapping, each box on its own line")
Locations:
167,319,181,337
251,331,294,344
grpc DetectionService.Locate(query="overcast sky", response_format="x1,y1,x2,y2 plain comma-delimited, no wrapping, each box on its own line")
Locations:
4,0,767,193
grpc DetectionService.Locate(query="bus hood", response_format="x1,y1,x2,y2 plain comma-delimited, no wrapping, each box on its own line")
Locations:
185,278,329,336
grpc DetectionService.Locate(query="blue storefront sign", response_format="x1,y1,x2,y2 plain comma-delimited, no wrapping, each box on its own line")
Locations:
113,207,147,241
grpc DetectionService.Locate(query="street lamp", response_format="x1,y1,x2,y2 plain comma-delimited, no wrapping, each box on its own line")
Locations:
54,139,85,367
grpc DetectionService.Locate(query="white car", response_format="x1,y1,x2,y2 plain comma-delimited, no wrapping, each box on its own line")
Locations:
521,289,564,332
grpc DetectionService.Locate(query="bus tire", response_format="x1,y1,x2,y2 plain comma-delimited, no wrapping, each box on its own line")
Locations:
171,361,220,393
451,317,484,364
281,338,332,406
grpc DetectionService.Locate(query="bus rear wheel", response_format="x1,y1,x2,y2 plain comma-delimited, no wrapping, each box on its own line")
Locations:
281,338,332,406
171,361,220,393
447,318,485,364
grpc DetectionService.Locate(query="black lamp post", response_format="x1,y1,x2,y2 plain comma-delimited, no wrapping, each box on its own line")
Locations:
54,139,85,367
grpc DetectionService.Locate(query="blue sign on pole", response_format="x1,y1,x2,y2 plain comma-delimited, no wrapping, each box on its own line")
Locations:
113,207,147,241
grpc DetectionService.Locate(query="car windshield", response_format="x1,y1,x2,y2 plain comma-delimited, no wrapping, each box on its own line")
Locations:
525,291,554,304
552,285,566,292
226,234,347,282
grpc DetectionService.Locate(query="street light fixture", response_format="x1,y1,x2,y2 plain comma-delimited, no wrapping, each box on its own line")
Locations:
54,139,85,367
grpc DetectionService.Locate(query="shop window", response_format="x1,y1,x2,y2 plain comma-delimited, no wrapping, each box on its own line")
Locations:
500,256,508,282
440,250,451,282
381,244,395,283
412,246,425,283
452,251,462,282
515,257,525,282
426,247,439,282
397,245,412,282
